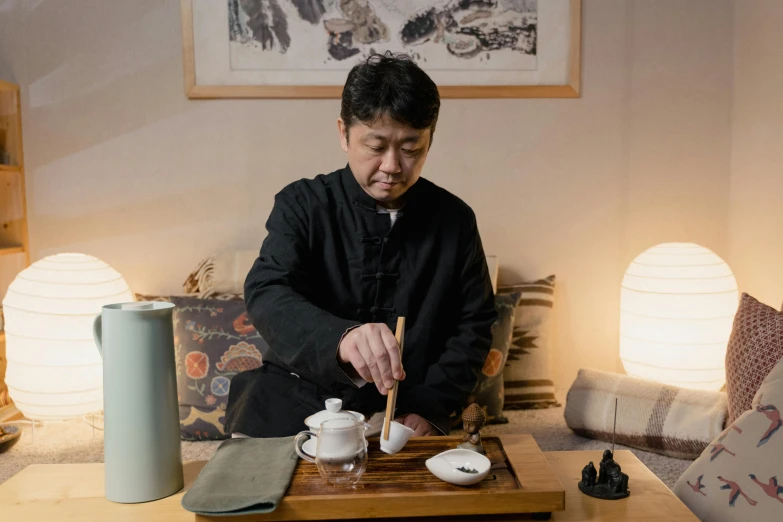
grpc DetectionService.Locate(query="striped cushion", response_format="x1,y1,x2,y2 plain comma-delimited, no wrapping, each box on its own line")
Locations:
450,292,521,428
565,368,727,459
497,275,559,409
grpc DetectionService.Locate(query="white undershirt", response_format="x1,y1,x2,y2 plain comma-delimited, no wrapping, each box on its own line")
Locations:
376,205,400,225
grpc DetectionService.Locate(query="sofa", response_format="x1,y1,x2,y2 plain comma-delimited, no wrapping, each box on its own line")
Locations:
155,252,694,488
0,253,752,499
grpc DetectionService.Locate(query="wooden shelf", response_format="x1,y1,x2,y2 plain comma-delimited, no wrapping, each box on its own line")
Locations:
0,79,26,412
0,79,19,92
0,246,24,257
0,402,21,422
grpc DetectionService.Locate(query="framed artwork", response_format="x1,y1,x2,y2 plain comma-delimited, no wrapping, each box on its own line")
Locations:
181,0,581,98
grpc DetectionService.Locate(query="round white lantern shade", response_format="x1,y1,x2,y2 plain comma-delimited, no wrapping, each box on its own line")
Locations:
620,243,738,391
2,253,133,420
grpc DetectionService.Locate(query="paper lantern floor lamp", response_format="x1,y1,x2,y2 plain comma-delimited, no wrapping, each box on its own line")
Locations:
2,253,133,421
620,243,738,391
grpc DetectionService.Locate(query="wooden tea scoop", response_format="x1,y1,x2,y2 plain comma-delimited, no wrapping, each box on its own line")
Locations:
382,316,406,441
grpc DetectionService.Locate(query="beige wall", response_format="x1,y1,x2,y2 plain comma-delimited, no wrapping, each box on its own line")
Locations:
729,0,783,309
0,0,735,393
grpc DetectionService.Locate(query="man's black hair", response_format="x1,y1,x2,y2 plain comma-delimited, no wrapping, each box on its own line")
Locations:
341,51,440,147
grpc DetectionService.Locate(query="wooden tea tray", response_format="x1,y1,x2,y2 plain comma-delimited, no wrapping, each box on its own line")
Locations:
197,434,565,521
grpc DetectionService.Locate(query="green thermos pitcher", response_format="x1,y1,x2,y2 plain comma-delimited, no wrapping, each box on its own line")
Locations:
93,302,183,503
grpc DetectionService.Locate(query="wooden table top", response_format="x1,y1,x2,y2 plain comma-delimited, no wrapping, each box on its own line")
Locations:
0,446,698,521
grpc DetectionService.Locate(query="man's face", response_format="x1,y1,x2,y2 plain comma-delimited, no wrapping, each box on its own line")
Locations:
338,114,431,209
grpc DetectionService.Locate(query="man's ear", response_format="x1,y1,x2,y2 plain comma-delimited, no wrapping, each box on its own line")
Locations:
337,118,349,153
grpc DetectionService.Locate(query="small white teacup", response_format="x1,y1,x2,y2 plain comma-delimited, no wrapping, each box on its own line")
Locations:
379,419,414,455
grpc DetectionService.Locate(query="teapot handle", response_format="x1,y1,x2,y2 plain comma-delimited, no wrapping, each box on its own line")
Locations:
93,314,103,359
294,431,317,463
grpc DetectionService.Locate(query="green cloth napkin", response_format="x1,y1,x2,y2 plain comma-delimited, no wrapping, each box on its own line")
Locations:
182,436,298,516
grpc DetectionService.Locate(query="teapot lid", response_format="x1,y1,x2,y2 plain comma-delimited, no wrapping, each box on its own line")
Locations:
305,398,360,429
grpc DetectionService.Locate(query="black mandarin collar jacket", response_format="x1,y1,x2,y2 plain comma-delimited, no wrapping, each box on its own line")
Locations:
225,166,496,436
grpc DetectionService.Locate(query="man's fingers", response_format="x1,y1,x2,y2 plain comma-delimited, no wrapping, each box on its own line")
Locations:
348,349,373,383
395,414,437,436
355,336,386,393
407,417,426,436
380,326,403,380
339,324,405,396
345,336,374,383
368,328,395,390
406,417,428,436
353,348,386,394
413,424,429,436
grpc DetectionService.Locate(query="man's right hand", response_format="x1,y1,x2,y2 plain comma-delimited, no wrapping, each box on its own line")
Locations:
337,323,405,395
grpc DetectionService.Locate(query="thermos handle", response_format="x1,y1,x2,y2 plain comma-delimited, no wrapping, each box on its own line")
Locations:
93,314,103,359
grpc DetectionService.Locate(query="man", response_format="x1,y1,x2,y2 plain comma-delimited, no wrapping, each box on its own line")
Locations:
224,52,496,438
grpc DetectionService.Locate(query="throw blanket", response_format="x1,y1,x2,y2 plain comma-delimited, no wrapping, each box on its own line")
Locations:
183,250,257,298
565,368,727,459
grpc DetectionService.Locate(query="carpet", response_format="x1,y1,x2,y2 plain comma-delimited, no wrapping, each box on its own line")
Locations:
0,407,693,488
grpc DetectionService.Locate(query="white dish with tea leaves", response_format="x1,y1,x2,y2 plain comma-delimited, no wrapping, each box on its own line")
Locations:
425,449,491,486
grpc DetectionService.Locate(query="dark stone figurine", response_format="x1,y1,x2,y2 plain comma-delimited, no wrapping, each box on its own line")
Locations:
578,450,630,500
457,403,486,454
581,461,597,488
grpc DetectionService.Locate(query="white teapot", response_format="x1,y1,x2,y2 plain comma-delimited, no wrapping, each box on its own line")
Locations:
294,417,369,485
298,398,368,458
303,398,366,431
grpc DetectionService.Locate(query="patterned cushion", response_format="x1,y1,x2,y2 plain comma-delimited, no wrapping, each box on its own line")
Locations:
726,294,783,424
497,275,559,409
674,354,783,520
136,294,267,440
458,292,521,425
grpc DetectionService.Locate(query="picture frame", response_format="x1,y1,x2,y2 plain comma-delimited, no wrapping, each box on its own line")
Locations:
180,0,581,99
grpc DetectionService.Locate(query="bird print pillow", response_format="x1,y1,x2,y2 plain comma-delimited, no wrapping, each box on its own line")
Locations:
674,355,783,521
